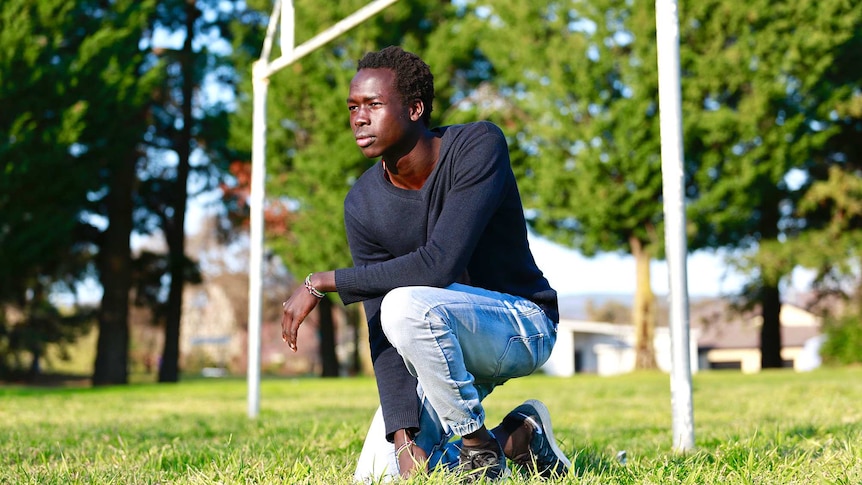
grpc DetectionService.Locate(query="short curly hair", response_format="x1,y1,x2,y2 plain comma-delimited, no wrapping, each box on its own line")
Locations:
357,46,434,126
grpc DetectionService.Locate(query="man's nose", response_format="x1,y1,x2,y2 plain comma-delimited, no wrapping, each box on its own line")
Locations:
352,107,369,126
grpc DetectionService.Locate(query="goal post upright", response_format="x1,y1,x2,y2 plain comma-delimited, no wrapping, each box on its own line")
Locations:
655,0,695,451
247,0,399,419
280,0,294,57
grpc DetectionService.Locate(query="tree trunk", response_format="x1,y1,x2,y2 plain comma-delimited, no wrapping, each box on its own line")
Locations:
757,189,784,370
28,347,40,380
345,305,360,376
318,296,339,377
760,282,783,368
356,304,374,376
158,1,196,383
93,155,134,386
631,237,657,370
157,250,184,383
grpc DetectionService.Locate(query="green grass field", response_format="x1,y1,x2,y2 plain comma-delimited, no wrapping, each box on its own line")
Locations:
2,368,860,484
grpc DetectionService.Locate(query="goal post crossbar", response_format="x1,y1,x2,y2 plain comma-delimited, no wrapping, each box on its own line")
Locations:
256,0,399,79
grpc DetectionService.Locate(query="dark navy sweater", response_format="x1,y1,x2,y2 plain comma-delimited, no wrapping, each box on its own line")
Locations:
334,121,558,440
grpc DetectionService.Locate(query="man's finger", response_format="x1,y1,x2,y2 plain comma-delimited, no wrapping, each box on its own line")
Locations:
288,321,299,351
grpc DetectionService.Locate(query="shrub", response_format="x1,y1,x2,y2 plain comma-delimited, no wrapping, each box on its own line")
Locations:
820,312,862,365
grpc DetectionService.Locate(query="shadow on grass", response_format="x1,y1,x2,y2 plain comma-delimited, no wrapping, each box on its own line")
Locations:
1,371,91,388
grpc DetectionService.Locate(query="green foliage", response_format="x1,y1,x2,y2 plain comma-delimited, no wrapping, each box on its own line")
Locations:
821,313,862,366
0,0,96,296
683,0,862,261
0,0,158,377
0,296,96,379
783,166,862,298
454,1,665,258
1,370,861,483
0,0,152,254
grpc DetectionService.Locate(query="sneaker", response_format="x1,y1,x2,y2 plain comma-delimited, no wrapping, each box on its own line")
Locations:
502,399,571,478
457,435,509,482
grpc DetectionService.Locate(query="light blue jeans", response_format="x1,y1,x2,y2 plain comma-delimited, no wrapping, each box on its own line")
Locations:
353,283,557,482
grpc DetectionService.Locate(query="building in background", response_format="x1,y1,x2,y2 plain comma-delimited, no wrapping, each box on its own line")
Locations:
542,303,822,376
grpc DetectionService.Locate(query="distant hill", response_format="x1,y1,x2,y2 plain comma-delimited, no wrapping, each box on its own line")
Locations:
557,292,717,320
557,293,633,319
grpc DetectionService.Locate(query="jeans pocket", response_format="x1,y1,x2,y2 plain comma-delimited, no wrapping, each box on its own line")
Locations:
495,333,549,378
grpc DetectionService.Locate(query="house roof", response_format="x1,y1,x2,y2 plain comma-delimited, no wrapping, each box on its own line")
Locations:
692,302,822,350
696,320,821,349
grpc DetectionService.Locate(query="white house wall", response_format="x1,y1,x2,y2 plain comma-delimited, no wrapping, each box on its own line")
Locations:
542,320,700,377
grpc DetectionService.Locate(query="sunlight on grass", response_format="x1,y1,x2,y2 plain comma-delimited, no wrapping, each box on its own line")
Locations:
2,369,861,484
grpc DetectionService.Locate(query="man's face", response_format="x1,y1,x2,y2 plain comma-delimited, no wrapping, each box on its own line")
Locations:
347,68,415,160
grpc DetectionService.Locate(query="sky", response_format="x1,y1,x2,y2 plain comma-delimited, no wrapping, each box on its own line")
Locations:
527,230,815,298
527,231,742,297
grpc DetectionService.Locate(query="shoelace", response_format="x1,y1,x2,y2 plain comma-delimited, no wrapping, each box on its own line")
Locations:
467,449,499,468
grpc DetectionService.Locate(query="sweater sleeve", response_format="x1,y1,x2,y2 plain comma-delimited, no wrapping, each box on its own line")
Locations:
342,209,421,442
373,345,421,441
335,123,511,304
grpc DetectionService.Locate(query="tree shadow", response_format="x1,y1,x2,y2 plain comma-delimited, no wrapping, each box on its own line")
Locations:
2,371,91,388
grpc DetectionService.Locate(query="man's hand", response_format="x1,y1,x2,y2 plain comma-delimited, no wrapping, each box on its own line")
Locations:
281,286,322,352
394,428,428,478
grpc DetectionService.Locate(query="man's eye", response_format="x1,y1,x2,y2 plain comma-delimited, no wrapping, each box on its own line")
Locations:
348,106,357,111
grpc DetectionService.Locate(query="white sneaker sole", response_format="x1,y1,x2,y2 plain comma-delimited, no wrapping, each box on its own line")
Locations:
523,399,573,473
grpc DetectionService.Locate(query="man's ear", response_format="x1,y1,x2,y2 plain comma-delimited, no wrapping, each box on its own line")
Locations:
408,98,425,122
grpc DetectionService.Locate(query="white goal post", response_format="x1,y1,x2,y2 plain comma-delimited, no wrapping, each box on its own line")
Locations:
247,0,399,419
655,0,695,451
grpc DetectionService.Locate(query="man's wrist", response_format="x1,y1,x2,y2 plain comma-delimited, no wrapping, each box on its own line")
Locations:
393,428,416,455
304,273,326,298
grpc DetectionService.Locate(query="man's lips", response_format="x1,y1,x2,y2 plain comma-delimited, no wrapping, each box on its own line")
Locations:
355,135,374,148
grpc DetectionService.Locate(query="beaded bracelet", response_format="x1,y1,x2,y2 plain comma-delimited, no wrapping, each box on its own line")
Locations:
304,273,326,298
395,438,416,458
